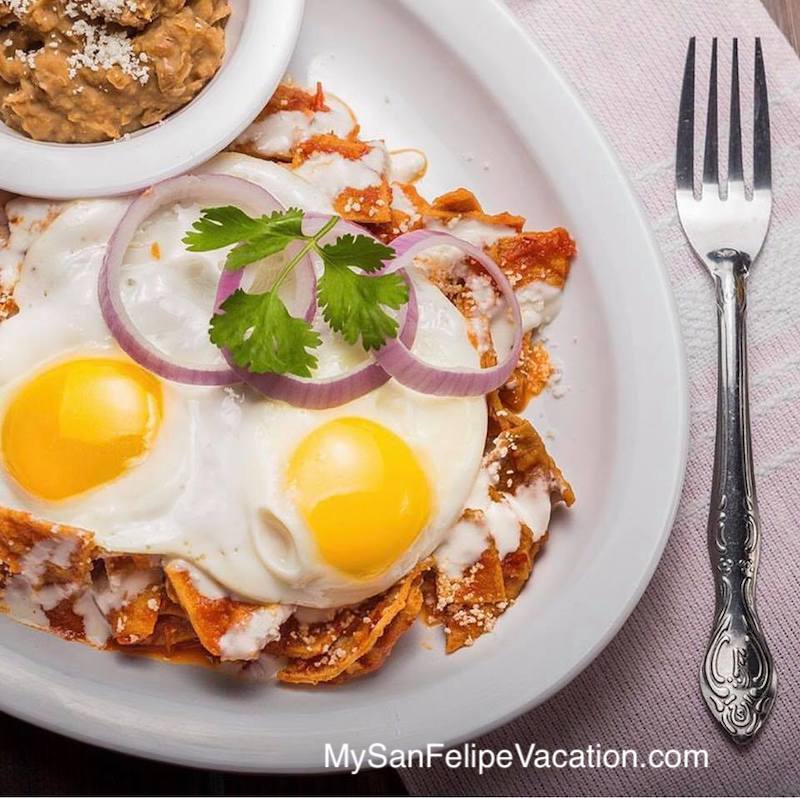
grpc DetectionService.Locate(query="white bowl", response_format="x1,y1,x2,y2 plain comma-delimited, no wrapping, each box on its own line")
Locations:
0,0,305,199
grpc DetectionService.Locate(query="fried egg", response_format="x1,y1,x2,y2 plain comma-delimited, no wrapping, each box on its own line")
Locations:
0,153,487,607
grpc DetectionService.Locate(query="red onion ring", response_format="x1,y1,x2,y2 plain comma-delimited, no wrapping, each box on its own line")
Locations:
99,174,316,386
101,177,521,405
373,229,523,396
214,215,419,409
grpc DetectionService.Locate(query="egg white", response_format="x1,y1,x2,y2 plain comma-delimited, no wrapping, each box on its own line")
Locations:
0,153,487,607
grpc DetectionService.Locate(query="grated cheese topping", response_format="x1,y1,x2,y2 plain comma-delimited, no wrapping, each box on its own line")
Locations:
65,0,140,20
6,0,33,15
66,19,150,84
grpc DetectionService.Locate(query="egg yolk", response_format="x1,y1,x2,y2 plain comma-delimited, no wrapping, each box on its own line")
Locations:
286,417,432,579
2,358,163,502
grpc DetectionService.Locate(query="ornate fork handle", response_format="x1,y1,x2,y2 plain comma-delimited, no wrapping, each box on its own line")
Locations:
700,247,776,744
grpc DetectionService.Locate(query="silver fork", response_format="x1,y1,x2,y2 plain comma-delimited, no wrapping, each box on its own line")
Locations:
675,37,776,745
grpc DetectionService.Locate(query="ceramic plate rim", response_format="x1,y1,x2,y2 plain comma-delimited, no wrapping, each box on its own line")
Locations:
0,0,688,773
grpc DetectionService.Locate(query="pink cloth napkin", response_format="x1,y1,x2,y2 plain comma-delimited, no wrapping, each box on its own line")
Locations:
402,1,800,795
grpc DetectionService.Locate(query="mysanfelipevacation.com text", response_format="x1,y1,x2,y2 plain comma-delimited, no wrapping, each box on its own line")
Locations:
324,742,710,776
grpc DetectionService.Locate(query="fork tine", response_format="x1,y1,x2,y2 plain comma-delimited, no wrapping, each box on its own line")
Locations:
676,37,696,191
728,39,744,188
703,39,719,189
753,38,771,190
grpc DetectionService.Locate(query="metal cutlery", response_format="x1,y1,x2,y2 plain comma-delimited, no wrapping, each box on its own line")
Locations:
675,37,776,744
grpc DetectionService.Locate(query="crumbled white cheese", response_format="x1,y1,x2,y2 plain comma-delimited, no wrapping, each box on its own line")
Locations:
548,357,569,399
67,19,150,84
465,273,498,315
6,0,33,15
66,0,140,20
14,48,36,69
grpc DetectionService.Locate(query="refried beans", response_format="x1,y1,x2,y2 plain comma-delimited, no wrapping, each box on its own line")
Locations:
0,0,230,143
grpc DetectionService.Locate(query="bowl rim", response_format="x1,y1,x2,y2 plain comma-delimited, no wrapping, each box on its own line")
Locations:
0,0,306,199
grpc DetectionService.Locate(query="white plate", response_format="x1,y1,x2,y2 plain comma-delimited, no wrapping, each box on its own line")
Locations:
0,0,688,773
0,0,304,199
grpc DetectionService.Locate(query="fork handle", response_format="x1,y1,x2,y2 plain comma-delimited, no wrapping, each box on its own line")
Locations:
701,247,776,744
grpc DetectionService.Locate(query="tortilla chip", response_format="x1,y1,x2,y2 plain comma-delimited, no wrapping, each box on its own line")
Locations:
277,562,430,684
499,336,553,412
504,528,547,601
487,402,575,506
138,613,201,653
369,184,526,243
293,132,368,162
425,407,574,653
365,182,426,241
438,527,545,653
487,228,576,288
42,597,87,639
0,508,95,585
100,556,163,646
334,578,424,682
264,82,328,116
270,611,355,661
427,188,525,232
165,560,288,661
0,509,103,641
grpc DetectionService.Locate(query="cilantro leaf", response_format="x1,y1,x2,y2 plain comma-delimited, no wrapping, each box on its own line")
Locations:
183,207,306,270
225,234,295,271
317,265,409,350
319,233,395,273
188,206,406,373
209,288,321,377
316,234,406,350
183,207,271,250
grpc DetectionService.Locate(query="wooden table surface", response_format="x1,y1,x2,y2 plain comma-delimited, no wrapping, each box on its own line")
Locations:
763,0,800,50
1,2,797,796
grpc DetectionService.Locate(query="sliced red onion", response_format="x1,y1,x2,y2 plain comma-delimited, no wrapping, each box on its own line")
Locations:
372,229,523,396
99,174,316,386
102,180,520,405
214,216,418,409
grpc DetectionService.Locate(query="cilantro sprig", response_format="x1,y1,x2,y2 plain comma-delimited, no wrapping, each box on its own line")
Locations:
183,208,407,377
